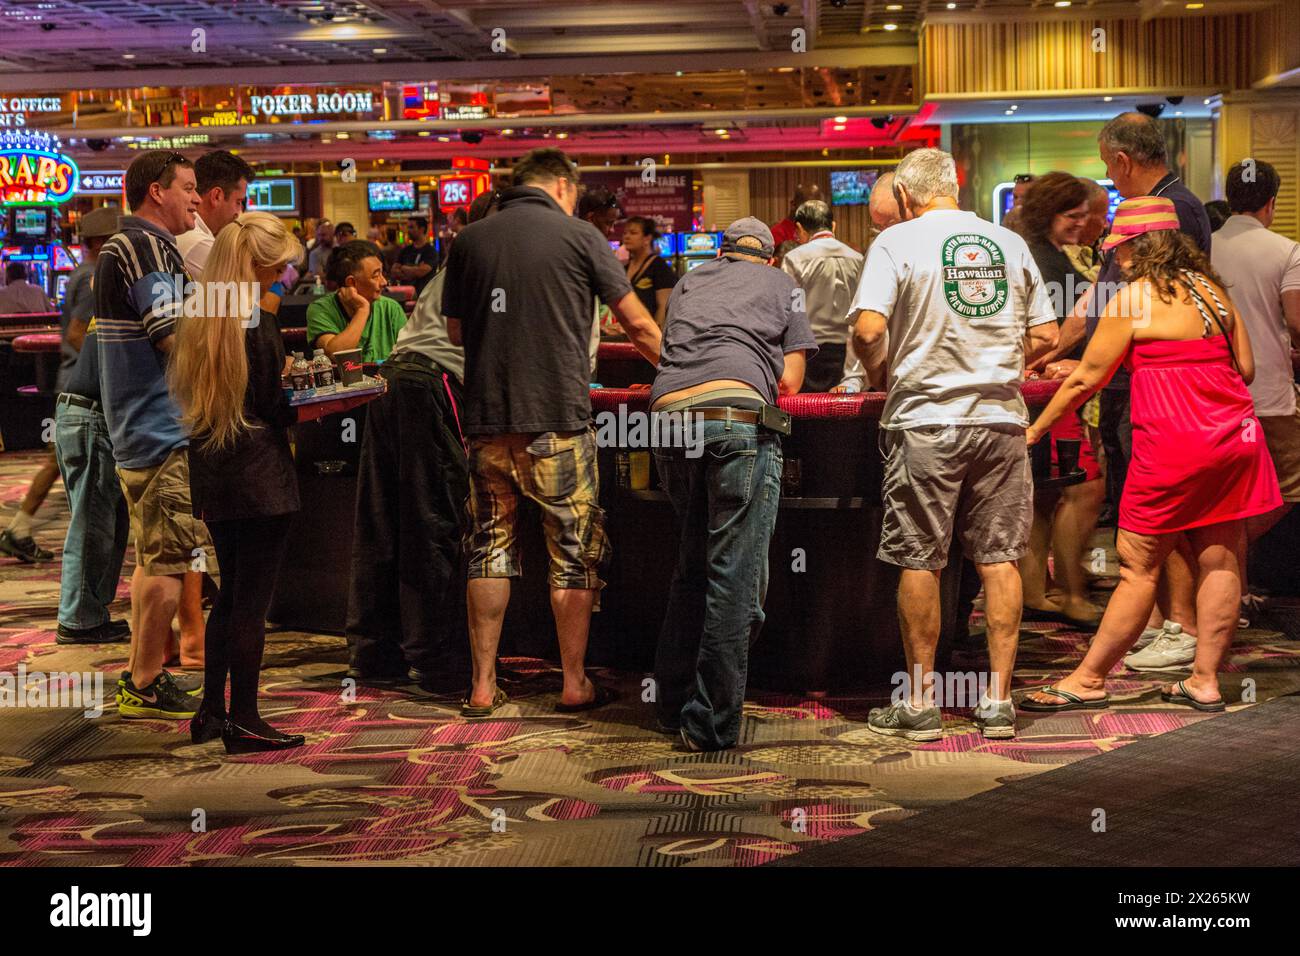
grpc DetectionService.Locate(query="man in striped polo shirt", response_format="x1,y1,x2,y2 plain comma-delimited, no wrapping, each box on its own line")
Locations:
96,149,214,720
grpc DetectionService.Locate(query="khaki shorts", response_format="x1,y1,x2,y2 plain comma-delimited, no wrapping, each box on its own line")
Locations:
1260,404,1300,503
117,447,216,577
465,428,609,589
878,423,1031,570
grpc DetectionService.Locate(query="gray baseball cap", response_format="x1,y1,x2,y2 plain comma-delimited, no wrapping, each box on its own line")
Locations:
721,216,775,259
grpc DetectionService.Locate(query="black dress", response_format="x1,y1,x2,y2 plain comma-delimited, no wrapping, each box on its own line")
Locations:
189,312,300,522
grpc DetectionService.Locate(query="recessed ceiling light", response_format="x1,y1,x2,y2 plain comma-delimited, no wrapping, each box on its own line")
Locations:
833,115,847,123
437,136,450,142
501,128,514,135
883,23,898,31
372,47,386,54
418,131,430,137
715,128,727,135
1005,109,1015,115
1054,1,1072,7
886,3,902,9
947,1,957,7
1175,110,1183,116
1203,97,1212,105
122,53,135,59
556,131,568,139
1186,2,1205,8
336,132,349,139
1103,95,1113,102
1009,104,1018,110
833,125,846,132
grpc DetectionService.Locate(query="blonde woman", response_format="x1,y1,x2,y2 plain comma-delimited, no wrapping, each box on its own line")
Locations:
169,212,306,754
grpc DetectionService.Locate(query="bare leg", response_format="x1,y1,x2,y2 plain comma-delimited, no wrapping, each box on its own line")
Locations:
1026,529,1175,704
467,578,510,708
976,561,1021,700
1243,503,1293,599
1052,478,1105,621
552,587,598,706
1172,521,1246,704
897,568,941,708
176,570,205,666
1156,536,1199,635
1019,494,1058,610
130,572,183,690
127,565,143,674
18,454,60,515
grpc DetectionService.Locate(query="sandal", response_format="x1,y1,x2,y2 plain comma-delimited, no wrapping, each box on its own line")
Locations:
1161,680,1225,713
555,683,618,713
460,687,509,718
1019,685,1110,712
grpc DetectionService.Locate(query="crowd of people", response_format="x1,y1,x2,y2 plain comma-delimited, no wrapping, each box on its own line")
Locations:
3,108,1298,753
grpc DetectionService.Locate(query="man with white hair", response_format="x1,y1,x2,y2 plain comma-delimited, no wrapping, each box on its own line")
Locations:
850,147,1058,741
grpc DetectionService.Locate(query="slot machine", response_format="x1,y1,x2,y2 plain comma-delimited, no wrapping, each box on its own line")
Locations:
0,129,80,306
676,231,723,276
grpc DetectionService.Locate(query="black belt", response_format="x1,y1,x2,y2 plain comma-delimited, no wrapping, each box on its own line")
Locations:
385,351,445,375
56,393,100,412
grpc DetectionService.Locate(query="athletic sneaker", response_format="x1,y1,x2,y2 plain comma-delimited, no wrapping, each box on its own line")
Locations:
1124,622,1196,671
117,671,201,719
118,669,202,695
866,700,943,742
1132,618,1179,650
0,530,53,563
972,697,1017,739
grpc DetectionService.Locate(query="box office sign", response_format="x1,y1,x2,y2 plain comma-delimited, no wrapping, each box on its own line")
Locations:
582,170,693,234
0,96,64,128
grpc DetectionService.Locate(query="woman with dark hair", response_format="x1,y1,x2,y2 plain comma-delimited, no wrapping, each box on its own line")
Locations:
1015,171,1105,628
621,216,676,327
1023,197,1280,714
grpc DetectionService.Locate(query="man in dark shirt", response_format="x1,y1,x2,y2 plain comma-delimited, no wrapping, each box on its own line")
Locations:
393,216,439,296
649,219,816,751
443,147,660,717
1052,111,1212,654
51,205,132,644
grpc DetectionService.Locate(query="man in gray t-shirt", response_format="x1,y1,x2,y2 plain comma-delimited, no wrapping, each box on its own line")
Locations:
849,149,1058,744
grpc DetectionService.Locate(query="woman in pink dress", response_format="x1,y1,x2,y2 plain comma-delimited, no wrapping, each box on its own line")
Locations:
1022,196,1280,713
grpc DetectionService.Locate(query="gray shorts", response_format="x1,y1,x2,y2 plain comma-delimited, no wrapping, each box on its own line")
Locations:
878,423,1031,570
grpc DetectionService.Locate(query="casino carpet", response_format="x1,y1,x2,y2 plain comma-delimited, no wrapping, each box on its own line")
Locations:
2,449,1299,867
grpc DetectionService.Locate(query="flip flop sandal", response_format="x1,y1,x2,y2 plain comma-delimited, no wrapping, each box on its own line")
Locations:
460,687,509,718
1161,680,1226,713
555,683,618,713
1019,685,1110,712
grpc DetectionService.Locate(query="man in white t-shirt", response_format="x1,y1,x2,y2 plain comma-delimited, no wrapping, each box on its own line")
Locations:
1212,160,1300,578
176,150,253,280
849,148,1058,742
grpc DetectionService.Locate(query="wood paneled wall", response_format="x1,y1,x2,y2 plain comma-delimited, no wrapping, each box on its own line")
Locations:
922,15,1258,96
1220,97,1300,242
749,167,880,253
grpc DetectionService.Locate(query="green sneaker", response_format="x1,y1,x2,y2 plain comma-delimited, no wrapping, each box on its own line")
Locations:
972,697,1017,739
117,671,200,720
867,699,943,742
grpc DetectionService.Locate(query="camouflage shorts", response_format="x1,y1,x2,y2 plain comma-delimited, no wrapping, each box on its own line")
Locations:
465,428,609,589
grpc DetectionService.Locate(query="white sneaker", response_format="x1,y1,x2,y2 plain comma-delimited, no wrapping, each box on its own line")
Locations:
1132,618,1177,650
1125,622,1196,671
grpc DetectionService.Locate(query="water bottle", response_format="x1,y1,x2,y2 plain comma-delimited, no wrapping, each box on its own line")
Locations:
311,348,335,389
290,351,313,394
312,276,325,296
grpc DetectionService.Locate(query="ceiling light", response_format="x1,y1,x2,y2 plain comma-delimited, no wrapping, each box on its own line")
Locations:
1054,1,1072,6
883,23,898,31
437,136,450,142
418,131,430,137
1005,109,1015,115
715,128,727,135
947,1,957,7
1186,2,1205,8
1175,110,1183,116
336,132,349,139
372,47,386,54
122,53,135,59
556,131,568,139
500,128,514,135
1203,97,1212,105
1103,95,1113,102
833,115,847,123
833,125,846,131
886,3,902,9
1009,104,1018,110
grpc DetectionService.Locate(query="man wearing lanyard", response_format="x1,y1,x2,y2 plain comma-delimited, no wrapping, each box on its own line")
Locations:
1050,112,1212,666
779,200,864,392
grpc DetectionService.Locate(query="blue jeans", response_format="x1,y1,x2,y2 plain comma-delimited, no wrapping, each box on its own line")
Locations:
55,401,129,630
653,420,782,750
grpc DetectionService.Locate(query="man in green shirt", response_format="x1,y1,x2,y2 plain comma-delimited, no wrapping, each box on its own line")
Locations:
306,239,407,362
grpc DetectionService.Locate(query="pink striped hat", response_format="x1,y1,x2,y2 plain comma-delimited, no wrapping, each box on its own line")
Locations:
1101,195,1180,250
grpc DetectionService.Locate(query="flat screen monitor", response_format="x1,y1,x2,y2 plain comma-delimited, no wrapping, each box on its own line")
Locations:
830,169,879,206
681,231,722,257
56,272,70,305
654,233,676,258
368,181,418,212
9,207,52,239
53,244,79,270
246,178,298,214
993,179,1122,226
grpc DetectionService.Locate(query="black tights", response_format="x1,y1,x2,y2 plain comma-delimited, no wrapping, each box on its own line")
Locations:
204,515,292,729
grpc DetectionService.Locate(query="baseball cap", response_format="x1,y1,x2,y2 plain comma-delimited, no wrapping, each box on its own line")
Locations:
721,217,775,259
78,205,122,240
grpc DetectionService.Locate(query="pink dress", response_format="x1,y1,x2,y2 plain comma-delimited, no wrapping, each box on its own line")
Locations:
1121,334,1281,534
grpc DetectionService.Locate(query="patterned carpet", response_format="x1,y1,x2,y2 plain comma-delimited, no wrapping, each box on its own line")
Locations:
2,449,1299,867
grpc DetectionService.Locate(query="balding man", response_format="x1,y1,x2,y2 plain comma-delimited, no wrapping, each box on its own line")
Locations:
833,172,903,392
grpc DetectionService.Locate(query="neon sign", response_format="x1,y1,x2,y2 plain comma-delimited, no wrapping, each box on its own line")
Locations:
0,129,79,206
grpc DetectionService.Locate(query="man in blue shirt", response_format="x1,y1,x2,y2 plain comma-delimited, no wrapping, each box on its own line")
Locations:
96,149,214,720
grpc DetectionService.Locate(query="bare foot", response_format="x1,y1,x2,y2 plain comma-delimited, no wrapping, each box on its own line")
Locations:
1024,672,1108,706
559,675,596,708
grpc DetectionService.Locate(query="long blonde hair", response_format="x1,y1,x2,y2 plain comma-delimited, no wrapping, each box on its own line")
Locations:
169,211,303,450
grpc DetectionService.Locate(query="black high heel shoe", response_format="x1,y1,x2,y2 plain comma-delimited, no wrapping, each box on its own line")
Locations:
221,719,306,755
190,703,225,744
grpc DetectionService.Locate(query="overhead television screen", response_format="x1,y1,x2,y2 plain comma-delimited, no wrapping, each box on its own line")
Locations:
246,178,298,214
368,181,418,212
830,169,879,206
